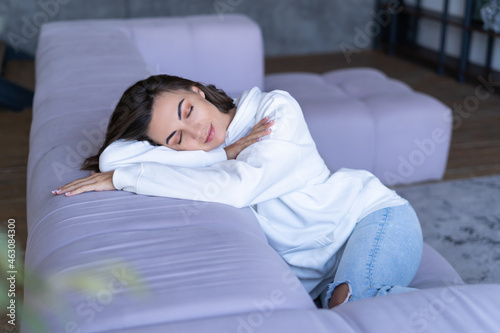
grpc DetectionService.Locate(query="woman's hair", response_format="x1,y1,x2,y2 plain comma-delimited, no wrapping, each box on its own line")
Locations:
81,74,235,172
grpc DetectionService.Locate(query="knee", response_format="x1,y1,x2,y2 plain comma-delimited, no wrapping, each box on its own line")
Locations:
328,283,352,308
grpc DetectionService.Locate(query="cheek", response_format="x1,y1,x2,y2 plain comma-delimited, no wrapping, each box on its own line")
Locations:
216,125,227,144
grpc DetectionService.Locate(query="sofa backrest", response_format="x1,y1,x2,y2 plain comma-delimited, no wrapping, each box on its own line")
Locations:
128,15,265,98
37,14,264,99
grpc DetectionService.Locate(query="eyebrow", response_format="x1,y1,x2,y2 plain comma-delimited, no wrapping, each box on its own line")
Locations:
166,131,176,145
166,98,185,145
178,98,184,120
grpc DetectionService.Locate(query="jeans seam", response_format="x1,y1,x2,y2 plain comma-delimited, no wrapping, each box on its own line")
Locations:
365,208,390,287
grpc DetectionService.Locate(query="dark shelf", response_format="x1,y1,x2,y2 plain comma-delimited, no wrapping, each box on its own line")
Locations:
390,42,500,83
403,5,500,37
375,0,498,82
403,6,463,28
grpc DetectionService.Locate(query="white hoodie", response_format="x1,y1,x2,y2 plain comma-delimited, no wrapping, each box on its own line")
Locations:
102,87,407,297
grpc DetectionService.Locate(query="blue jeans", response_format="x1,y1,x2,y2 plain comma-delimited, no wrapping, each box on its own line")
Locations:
320,203,423,308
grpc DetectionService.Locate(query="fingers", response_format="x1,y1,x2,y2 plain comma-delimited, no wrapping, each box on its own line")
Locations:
248,116,273,142
52,176,90,195
52,171,115,197
52,177,95,196
251,123,273,141
255,116,274,130
257,116,270,125
225,116,274,160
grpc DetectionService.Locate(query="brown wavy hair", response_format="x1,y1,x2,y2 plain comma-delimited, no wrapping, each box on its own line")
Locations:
81,74,235,172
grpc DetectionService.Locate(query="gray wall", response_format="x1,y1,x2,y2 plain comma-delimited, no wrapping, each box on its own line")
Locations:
0,0,375,57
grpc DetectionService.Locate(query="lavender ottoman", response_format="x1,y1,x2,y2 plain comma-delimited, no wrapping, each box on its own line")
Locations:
22,14,500,333
266,69,452,185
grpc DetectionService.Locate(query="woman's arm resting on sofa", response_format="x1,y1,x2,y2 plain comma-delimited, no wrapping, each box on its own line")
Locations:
53,171,115,196
54,117,272,197
99,141,228,172
99,116,273,171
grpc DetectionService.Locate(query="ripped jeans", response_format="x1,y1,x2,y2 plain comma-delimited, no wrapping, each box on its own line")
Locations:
320,203,423,308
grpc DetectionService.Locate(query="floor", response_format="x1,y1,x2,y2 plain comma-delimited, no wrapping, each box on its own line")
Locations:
0,50,499,332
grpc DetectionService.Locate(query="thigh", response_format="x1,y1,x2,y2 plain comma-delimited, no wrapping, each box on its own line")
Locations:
334,203,423,297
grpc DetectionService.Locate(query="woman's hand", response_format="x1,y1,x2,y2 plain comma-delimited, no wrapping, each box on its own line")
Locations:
224,116,273,159
52,171,116,197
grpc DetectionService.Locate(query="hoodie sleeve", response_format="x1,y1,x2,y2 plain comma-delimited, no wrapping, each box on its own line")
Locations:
112,91,326,208
99,140,227,172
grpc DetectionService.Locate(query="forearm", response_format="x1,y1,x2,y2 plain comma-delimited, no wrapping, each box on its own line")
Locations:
99,140,227,172
113,142,306,208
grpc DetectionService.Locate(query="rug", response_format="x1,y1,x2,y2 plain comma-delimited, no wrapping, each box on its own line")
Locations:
395,174,500,284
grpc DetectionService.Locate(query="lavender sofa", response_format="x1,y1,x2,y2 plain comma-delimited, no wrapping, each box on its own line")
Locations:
23,14,500,333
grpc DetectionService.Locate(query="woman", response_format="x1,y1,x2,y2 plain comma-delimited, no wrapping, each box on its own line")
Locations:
54,74,423,308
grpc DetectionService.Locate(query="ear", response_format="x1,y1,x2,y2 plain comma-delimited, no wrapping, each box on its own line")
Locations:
191,85,206,99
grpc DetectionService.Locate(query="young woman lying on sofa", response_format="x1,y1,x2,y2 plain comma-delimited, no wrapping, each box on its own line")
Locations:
53,74,423,309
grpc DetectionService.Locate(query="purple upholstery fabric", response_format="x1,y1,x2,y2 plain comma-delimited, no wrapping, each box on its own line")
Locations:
99,284,500,333
22,14,500,333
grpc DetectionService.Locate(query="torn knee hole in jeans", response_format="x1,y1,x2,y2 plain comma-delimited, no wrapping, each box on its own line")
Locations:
336,282,352,304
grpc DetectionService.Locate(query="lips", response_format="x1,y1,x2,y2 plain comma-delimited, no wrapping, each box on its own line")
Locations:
205,124,215,143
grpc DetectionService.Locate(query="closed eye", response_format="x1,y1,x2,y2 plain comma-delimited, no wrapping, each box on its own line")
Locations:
177,106,193,145
167,101,191,146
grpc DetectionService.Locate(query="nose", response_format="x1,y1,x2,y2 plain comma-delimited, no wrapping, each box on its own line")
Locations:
187,123,205,143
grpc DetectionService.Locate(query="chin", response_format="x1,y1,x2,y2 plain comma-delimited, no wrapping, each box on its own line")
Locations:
204,145,219,152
